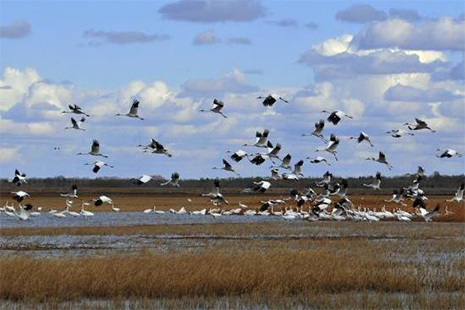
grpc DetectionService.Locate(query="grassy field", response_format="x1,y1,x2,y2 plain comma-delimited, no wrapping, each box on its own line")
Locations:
0,192,464,309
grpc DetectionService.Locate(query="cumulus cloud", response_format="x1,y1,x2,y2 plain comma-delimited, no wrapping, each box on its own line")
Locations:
0,21,31,39
353,18,465,51
266,18,299,28
82,29,170,45
388,8,422,22
179,69,259,98
158,0,266,23
384,84,464,102
336,4,387,23
192,30,220,45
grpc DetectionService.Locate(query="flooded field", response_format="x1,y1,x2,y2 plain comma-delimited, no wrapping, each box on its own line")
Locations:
0,193,464,309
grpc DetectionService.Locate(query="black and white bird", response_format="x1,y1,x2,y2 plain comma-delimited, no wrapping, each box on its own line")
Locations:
316,171,332,187
263,141,282,162
321,110,353,125
436,149,462,159
92,195,113,206
404,118,435,132
257,95,288,107
200,99,227,118
212,159,240,176
65,117,86,131
283,160,304,180
315,134,339,161
12,191,29,203
385,189,406,206
77,140,108,158
9,169,27,186
363,172,381,190
253,180,271,193
133,175,154,186
62,103,90,117
307,156,331,166
85,160,114,173
386,129,415,138
272,153,292,170
160,172,180,187
243,129,270,148
141,139,172,157
226,150,249,162
60,184,78,198
270,168,282,180
201,179,229,205
302,119,326,142
366,152,392,170
446,183,464,204
417,204,440,222
349,132,373,147
116,99,144,120
248,154,268,166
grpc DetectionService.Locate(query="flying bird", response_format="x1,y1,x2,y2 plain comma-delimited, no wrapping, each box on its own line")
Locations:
199,99,227,118
116,99,144,120
349,132,373,147
253,180,271,193
133,175,154,186
366,152,393,170
85,160,114,173
315,134,339,161
226,150,249,162
307,156,331,166
321,110,353,125
212,159,240,176
65,117,86,131
243,129,270,148
60,184,78,198
404,118,435,132
283,159,304,180
362,172,382,190
302,119,327,142
92,195,113,206
257,95,288,107
386,129,415,138
9,169,27,186
272,153,292,170
160,172,180,187
446,183,464,204
436,149,462,159
201,179,229,205
62,103,90,117
12,191,29,203
141,139,172,157
77,140,108,158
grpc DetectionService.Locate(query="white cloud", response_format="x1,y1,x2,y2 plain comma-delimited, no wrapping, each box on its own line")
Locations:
0,146,21,164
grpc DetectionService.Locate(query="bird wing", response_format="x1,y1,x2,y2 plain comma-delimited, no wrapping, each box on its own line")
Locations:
415,118,426,126
71,117,78,127
129,99,139,114
91,140,100,153
14,169,20,176
379,152,386,161
172,172,180,181
282,154,291,165
223,159,232,169
213,99,224,109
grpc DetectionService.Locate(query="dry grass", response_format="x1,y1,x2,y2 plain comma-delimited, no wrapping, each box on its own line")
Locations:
1,193,464,222
1,246,464,306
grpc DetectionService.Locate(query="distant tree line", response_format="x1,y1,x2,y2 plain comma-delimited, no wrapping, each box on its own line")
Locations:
1,173,463,193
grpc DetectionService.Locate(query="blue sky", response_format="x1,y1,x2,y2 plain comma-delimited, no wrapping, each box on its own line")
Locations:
0,0,464,179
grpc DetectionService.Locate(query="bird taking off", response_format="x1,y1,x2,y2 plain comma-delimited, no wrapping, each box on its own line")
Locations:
315,134,339,161
160,172,180,187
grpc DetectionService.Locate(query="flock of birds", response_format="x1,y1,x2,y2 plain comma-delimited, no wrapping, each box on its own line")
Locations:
2,96,464,222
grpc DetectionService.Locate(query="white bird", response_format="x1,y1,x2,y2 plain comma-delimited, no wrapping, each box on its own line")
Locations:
199,99,227,118
446,183,464,203
316,171,332,187
141,139,172,157
385,189,406,206
270,168,282,180
418,205,440,222
116,98,144,120
12,191,29,203
349,132,373,147
65,204,80,217
283,160,304,180
65,117,86,131
366,152,392,170
302,119,327,142
92,195,113,207
62,103,90,117
201,180,229,205
85,160,114,173
9,169,27,186
257,94,288,107
253,180,271,193
226,150,249,162
243,129,270,148
133,175,154,186
77,139,108,158
60,184,79,198
315,134,339,161
53,210,67,218
80,202,94,217
111,205,120,212
307,156,331,166
212,159,240,176
386,129,415,138
436,149,462,159
272,153,292,170
363,172,382,190
404,118,435,132
160,172,180,187
322,110,353,125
